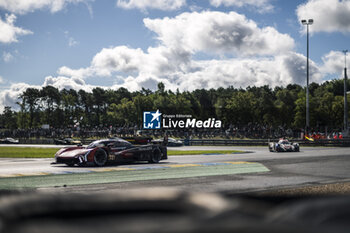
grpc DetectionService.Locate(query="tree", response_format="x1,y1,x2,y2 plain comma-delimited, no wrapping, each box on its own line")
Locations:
20,88,40,128
332,96,344,128
157,82,165,95
248,85,276,125
92,87,107,126
1,107,17,129
61,89,79,127
40,86,61,127
3,80,348,132
107,98,137,126
225,91,256,125
133,95,153,126
193,89,216,120
274,87,300,127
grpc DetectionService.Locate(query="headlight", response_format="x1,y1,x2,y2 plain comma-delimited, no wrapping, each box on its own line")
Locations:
78,155,84,163
84,150,91,162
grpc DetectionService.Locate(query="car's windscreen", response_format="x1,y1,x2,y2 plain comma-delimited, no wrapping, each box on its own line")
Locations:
87,141,110,149
87,140,131,149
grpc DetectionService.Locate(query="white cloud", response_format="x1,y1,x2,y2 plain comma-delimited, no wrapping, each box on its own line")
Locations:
0,0,93,14
320,50,347,75
0,10,324,111
0,76,94,112
86,45,192,79
43,75,93,91
209,0,274,13
0,82,37,112
0,76,5,84
111,52,321,92
52,11,301,91
2,51,14,62
54,42,319,92
297,0,350,33
0,14,32,44
111,75,175,92
116,0,186,11
57,66,92,79
0,50,323,111
64,31,79,47
144,11,294,56
68,37,78,47
91,46,146,76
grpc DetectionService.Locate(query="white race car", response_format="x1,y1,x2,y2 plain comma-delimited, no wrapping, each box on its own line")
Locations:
269,139,300,152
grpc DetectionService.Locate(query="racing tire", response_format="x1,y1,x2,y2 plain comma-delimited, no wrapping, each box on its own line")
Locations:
149,148,162,163
272,144,277,152
276,145,281,152
93,149,108,167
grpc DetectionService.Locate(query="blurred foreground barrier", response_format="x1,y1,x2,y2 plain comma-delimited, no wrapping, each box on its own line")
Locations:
1,189,350,233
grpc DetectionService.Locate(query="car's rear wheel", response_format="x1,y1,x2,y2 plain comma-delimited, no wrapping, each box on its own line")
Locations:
149,148,162,163
94,149,108,167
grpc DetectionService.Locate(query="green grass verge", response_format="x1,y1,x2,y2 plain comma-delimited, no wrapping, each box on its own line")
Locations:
0,147,58,158
0,147,245,158
167,150,244,155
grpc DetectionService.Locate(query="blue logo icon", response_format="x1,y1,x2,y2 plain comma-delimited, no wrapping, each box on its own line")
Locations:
143,110,162,129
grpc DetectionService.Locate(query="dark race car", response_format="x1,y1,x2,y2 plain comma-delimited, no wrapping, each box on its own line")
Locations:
54,138,167,167
54,138,82,146
152,137,184,147
268,138,300,152
122,136,152,145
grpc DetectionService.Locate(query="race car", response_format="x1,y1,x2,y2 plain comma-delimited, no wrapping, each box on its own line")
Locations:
0,137,19,144
268,138,300,152
152,137,184,147
54,138,82,146
54,138,167,167
122,136,152,145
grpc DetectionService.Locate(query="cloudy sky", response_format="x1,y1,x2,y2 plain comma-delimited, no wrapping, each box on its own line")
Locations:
1,0,350,111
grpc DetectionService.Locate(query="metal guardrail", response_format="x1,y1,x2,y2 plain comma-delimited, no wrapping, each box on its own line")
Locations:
187,139,350,147
16,138,350,147
18,138,55,145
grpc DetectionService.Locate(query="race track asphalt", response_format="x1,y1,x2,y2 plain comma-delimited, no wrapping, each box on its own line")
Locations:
0,146,349,193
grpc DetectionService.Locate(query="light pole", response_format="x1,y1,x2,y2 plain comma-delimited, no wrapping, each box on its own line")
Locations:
343,50,348,136
301,19,313,135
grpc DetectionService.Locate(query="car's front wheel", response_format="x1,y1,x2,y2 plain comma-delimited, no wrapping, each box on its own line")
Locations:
94,149,108,166
276,145,282,152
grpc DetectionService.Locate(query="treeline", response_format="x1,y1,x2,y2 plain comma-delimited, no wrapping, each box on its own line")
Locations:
0,80,349,131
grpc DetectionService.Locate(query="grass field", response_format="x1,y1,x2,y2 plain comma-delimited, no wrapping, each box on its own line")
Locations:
167,150,244,155
0,147,58,158
0,147,244,158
